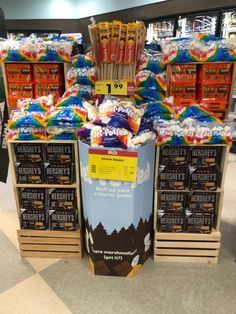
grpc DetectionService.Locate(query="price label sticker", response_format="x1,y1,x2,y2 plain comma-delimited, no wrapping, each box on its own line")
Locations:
95,80,128,95
88,149,138,182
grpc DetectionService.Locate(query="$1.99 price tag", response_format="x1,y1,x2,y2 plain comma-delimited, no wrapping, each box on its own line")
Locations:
88,149,138,182
95,80,128,95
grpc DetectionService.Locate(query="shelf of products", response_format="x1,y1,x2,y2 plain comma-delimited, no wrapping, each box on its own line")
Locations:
166,62,236,119
7,140,82,259
153,144,230,264
1,62,68,112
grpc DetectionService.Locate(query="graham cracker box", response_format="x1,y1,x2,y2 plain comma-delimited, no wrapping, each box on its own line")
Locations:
79,140,155,277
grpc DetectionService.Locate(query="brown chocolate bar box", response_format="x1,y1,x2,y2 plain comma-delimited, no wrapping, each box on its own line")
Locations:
158,210,184,232
49,209,77,231
158,191,187,212
45,143,74,163
160,145,188,165
185,210,213,233
16,162,44,184
190,146,219,166
20,188,46,210
189,166,218,191
14,143,44,163
188,192,217,212
158,165,187,190
21,208,47,230
48,188,77,211
45,163,75,184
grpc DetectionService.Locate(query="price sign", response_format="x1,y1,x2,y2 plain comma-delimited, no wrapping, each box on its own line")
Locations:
95,80,128,95
88,149,138,182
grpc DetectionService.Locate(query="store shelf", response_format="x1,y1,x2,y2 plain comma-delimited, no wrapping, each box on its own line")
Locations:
154,230,221,264
17,229,82,259
155,188,223,193
15,183,78,188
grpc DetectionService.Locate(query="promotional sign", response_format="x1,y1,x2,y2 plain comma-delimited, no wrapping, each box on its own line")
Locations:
79,140,156,277
95,80,135,96
88,149,138,182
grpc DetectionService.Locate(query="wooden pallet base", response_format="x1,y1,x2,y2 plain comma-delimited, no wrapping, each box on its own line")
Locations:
17,229,82,259
154,231,221,264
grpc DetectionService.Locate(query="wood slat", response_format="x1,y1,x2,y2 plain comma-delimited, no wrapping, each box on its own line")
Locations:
20,251,81,259
154,256,218,264
19,237,80,245
155,231,221,241
155,249,219,257
17,230,80,238
15,184,78,188
20,244,80,252
155,241,220,249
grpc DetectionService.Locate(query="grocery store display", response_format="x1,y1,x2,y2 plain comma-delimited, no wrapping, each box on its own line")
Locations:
8,140,82,258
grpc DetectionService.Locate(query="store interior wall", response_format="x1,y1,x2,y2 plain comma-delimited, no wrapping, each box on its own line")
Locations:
5,0,236,42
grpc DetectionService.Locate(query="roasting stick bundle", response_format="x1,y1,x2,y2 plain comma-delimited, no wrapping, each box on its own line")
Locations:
88,20,146,80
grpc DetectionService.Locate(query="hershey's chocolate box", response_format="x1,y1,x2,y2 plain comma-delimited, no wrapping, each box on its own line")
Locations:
160,145,188,165
158,165,187,190
158,191,187,212
185,210,213,233
188,192,217,212
158,210,184,232
21,208,47,230
20,188,46,210
189,166,218,191
45,143,74,164
14,143,44,163
16,162,44,184
190,146,219,166
49,188,77,210
45,163,75,184
49,209,77,231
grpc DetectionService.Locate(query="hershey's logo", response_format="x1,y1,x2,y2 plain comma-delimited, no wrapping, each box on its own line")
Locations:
46,167,70,175
160,193,184,202
191,148,217,158
51,214,75,222
190,194,216,203
161,147,187,157
22,213,45,220
160,217,184,224
192,173,217,181
16,145,41,154
188,217,211,225
21,192,44,200
51,192,74,201
47,145,71,154
160,172,185,181
18,167,41,175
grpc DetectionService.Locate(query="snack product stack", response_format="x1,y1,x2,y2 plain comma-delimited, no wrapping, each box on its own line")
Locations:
88,20,146,79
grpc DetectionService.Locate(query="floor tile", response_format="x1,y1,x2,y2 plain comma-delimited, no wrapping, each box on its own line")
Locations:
25,257,61,273
0,230,35,294
0,274,72,314
0,210,19,248
40,254,236,314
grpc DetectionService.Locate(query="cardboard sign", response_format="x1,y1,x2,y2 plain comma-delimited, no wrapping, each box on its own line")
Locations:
95,80,135,96
88,149,138,182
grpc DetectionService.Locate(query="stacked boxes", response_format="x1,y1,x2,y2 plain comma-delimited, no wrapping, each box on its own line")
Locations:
168,63,233,118
5,62,64,108
14,143,78,230
157,145,221,233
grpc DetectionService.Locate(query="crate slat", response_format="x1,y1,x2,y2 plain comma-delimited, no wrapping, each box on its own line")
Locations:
154,231,221,241
155,241,220,249
19,237,79,245
17,229,82,259
20,244,80,252
20,251,81,259
154,256,218,264
155,249,219,257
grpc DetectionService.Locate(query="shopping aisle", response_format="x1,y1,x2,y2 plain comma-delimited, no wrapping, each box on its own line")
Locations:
0,154,236,314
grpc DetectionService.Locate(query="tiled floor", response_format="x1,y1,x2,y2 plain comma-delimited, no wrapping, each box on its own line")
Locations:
0,154,236,314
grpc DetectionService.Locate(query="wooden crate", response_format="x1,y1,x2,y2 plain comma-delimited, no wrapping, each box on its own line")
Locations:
154,230,221,264
17,229,82,259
